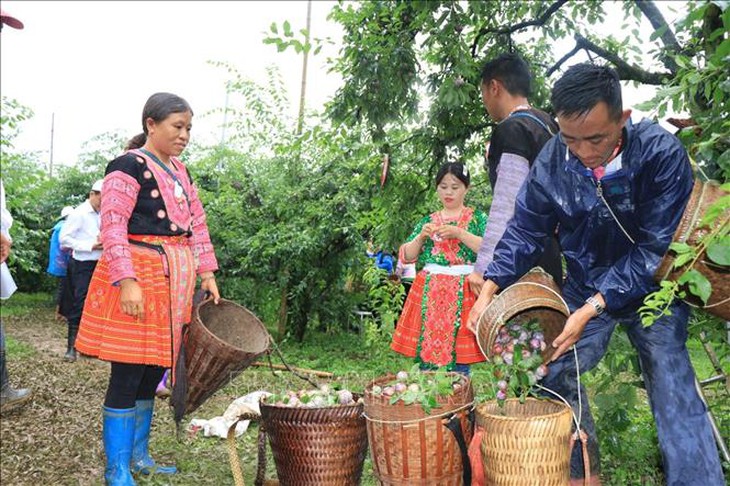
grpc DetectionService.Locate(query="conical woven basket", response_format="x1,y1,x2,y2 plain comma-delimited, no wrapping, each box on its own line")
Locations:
477,398,572,485
655,179,730,319
183,299,271,415
364,373,474,486
259,398,368,486
475,268,569,364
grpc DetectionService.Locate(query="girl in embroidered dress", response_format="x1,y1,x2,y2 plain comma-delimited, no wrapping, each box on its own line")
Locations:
75,93,220,485
391,162,487,374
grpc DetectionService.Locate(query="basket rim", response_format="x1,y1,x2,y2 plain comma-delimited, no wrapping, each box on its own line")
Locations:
475,279,569,361
259,395,365,411
193,298,272,353
476,397,571,422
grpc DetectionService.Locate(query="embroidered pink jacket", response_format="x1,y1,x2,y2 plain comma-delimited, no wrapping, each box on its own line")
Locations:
100,150,219,283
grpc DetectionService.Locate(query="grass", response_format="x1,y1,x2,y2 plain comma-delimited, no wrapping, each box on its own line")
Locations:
0,291,55,317
4,335,36,359
1,292,728,484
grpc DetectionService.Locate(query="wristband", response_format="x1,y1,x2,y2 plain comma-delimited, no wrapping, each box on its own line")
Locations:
585,296,604,316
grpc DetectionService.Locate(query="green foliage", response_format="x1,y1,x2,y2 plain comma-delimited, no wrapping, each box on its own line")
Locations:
581,328,664,483
637,1,730,182
377,364,463,414
641,183,729,326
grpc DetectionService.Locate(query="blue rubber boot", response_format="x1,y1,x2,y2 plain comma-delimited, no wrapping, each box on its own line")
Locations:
131,399,177,475
102,406,137,486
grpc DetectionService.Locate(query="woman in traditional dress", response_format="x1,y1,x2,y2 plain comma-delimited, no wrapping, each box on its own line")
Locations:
75,92,219,485
391,162,487,374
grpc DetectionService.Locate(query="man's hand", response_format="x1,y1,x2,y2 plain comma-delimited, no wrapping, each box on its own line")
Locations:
467,280,499,334
0,233,11,264
550,305,595,362
92,236,103,250
467,271,485,296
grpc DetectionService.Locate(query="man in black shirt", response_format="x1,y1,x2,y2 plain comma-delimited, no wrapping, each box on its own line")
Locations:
468,53,562,295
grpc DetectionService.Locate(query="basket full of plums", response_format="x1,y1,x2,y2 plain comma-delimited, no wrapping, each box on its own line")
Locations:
259,385,367,486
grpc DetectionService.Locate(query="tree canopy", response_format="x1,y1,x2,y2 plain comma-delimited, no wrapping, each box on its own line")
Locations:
1,0,728,341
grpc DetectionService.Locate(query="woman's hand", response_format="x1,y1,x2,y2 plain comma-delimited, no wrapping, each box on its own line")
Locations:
200,272,220,304
119,279,144,318
419,223,438,240
434,224,463,241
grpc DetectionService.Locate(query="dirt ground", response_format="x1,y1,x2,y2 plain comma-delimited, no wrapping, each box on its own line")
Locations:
1,309,112,485
0,307,336,486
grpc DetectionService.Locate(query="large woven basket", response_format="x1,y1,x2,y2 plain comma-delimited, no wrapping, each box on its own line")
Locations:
259,398,368,486
655,179,730,319
364,373,474,486
181,299,271,415
475,268,569,364
477,398,572,485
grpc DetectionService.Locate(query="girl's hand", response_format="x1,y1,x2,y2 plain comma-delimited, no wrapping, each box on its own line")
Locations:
200,272,220,304
119,279,144,318
435,224,463,241
419,223,438,241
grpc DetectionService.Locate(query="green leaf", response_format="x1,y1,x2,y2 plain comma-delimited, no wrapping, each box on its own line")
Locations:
648,25,668,42
270,22,278,34
283,20,293,38
669,242,693,254
677,269,712,304
706,237,730,266
672,251,694,269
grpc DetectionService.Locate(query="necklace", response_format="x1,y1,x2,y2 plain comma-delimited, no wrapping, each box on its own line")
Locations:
440,207,464,221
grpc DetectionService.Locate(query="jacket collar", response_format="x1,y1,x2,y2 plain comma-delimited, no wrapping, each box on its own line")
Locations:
561,119,634,178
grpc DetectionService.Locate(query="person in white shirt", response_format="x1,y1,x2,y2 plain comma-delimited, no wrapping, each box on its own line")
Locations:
0,178,32,412
59,180,103,362
0,10,32,413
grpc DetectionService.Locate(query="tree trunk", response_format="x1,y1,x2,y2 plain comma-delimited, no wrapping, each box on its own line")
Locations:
277,268,289,340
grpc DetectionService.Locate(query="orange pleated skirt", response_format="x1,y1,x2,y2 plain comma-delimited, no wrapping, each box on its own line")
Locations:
391,270,485,366
75,236,196,368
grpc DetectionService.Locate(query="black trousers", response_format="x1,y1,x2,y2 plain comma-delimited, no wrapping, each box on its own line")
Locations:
104,363,165,409
66,258,98,332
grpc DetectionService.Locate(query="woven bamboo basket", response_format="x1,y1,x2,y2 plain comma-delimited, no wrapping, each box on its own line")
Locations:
364,373,474,486
477,398,572,485
181,299,271,415
259,398,368,486
475,268,569,364
655,179,730,319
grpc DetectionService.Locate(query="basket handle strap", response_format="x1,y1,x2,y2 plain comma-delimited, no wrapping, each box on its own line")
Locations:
444,413,472,486
255,422,267,486
225,413,266,486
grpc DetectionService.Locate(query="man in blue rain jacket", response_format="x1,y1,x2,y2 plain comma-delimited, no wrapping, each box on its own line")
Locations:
468,63,723,485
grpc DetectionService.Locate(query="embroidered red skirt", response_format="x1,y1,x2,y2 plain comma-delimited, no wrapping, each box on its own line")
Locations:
76,235,196,368
391,270,485,366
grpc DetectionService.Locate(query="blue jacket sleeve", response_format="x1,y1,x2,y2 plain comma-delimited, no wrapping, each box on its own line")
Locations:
485,168,559,289
593,139,693,311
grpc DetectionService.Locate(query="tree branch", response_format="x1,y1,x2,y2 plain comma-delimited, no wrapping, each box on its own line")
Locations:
470,0,569,58
548,34,671,85
546,40,584,77
634,0,679,73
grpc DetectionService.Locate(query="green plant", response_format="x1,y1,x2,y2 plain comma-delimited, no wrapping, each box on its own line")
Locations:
639,182,730,326
479,318,548,407
370,364,463,414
